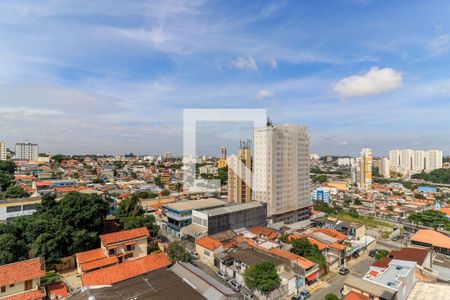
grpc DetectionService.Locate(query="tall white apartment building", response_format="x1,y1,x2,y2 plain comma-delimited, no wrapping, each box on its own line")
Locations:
15,143,38,161
0,141,6,161
253,124,310,224
389,149,443,176
380,157,391,178
337,157,355,166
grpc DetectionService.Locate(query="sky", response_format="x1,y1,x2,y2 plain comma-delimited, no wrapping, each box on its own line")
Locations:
1,0,450,157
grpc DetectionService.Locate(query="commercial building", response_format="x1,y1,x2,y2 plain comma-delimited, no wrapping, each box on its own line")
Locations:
253,124,311,224
188,201,267,236
15,142,38,161
410,229,450,256
311,187,331,204
337,157,355,166
352,148,372,191
227,140,252,204
162,198,226,238
0,141,6,160
389,149,443,176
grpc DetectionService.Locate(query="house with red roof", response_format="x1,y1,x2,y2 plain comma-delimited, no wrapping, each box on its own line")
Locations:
195,236,224,266
81,252,171,287
75,227,150,273
0,258,46,300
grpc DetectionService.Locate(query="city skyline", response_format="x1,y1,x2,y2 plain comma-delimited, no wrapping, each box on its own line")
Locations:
1,1,450,155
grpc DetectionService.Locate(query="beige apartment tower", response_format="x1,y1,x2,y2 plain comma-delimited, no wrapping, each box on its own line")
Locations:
0,141,6,161
227,140,252,204
253,124,311,224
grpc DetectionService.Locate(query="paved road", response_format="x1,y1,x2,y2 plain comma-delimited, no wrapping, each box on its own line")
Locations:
310,256,375,300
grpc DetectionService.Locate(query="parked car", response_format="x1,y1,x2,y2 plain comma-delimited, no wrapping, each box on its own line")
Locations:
228,279,241,292
241,289,253,299
339,267,350,275
369,249,378,257
190,251,200,259
391,236,400,241
292,290,311,300
217,271,229,281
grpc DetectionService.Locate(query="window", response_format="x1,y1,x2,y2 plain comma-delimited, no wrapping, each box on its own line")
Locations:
125,252,133,259
6,206,21,213
1,286,5,293
24,280,32,291
9,284,14,287
126,244,135,251
23,204,36,211
204,249,210,257
109,248,116,255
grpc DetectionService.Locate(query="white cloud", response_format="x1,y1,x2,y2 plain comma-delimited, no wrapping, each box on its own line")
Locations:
269,58,277,68
231,55,258,71
427,34,450,55
333,67,402,97
256,89,273,100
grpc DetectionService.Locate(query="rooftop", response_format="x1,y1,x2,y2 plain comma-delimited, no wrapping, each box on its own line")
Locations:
410,229,450,249
202,201,265,217
343,291,370,300
196,236,223,251
164,198,225,211
75,248,106,265
80,256,119,272
389,248,430,265
81,252,171,286
226,248,286,267
71,268,204,300
100,226,149,246
0,258,45,286
344,275,397,299
365,259,416,290
408,281,450,300
2,288,46,300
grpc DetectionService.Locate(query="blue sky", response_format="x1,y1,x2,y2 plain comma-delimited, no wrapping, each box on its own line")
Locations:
0,0,450,156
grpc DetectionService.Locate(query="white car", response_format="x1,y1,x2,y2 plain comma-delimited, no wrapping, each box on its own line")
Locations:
217,271,229,281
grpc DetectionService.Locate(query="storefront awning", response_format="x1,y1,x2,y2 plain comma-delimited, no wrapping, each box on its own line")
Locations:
306,272,318,281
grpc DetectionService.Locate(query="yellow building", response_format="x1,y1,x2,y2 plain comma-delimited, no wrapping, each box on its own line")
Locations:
227,140,252,204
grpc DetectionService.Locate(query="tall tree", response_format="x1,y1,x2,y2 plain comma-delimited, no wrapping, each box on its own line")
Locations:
244,261,280,294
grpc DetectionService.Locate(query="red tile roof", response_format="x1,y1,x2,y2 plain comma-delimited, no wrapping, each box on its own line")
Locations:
329,242,346,250
343,291,370,300
196,236,223,251
47,281,69,299
268,248,316,270
35,182,51,187
314,228,347,242
100,227,150,246
307,237,328,251
0,258,45,286
75,248,106,265
81,252,171,286
411,229,450,249
54,187,87,193
372,257,392,268
80,256,119,272
3,288,46,300
249,227,279,240
368,270,379,277
389,248,430,265
440,207,450,217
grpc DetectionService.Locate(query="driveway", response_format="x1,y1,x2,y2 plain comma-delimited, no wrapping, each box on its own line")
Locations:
309,255,375,300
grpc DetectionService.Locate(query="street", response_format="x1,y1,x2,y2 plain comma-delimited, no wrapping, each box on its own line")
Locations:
309,256,375,300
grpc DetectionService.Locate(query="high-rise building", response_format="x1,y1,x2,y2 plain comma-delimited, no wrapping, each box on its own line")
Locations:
352,148,372,191
15,142,38,161
217,146,227,169
253,124,310,224
0,141,6,161
227,140,252,204
380,157,390,178
389,149,443,176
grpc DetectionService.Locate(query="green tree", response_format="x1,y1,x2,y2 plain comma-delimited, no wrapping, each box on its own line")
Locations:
161,189,171,196
0,160,16,174
278,232,289,243
375,249,389,261
0,233,28,265
387,206,394,212
244,261,280,294
291,237,327,271
175,182,183,193
4,185,30,198
154,177,164,188
353,199,362,205
325,293,340,300
0,172,13,191
167,241,190,263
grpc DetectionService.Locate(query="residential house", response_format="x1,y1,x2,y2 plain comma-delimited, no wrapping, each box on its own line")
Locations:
195,236,224,267
410,229,450,255
0,258,46,300
75,227,149,273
